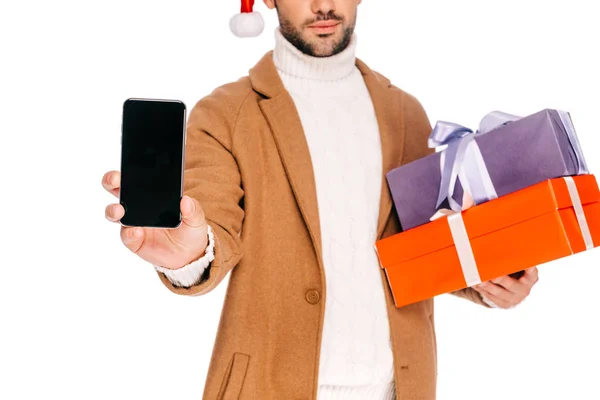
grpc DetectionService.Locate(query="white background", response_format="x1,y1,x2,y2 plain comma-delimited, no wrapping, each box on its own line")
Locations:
1,0,598,399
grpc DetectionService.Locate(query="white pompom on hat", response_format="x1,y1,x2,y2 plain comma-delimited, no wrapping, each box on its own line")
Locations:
230,0,265,38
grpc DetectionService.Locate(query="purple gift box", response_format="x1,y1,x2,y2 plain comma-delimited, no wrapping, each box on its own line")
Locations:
386,109,589,231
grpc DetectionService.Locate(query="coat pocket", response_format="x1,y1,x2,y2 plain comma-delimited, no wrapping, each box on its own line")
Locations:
217,352,250,400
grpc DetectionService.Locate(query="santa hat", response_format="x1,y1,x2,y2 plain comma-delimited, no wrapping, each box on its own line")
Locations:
230,0,265,38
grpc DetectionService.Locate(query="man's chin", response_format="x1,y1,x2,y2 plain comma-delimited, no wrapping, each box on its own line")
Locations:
304,35,344,57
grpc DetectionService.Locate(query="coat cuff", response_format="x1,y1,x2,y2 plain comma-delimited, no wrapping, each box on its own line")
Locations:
153,225,215,288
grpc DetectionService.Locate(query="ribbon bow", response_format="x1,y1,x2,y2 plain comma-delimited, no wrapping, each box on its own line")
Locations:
429,111,520,213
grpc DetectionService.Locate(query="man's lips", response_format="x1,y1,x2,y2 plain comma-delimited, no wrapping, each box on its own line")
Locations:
308,21,341,29
307,21,340,34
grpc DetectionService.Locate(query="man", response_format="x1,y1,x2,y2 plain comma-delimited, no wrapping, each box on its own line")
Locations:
103,1,539,398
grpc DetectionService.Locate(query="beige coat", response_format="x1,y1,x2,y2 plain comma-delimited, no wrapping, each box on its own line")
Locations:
157,51,490,400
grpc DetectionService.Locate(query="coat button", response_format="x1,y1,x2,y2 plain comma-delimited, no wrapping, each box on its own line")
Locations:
305,289,321,304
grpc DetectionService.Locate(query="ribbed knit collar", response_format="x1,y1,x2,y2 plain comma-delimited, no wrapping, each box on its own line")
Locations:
272,27,357,82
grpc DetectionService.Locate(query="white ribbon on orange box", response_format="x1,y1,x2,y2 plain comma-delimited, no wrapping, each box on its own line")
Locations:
563,176,594,250
447,176,593,286
447,213,482,286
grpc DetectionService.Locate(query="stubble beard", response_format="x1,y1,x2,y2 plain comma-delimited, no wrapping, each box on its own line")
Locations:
276,6,355,58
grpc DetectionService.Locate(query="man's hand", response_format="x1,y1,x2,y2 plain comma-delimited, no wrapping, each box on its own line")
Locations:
103,170,210,270
472,267,539,309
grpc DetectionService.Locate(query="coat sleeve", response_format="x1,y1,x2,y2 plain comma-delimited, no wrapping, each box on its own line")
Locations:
156,86,247,297
400,89,493,309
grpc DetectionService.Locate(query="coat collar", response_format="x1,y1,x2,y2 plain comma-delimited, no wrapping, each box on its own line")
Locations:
250,51,405,267
249,50,393,97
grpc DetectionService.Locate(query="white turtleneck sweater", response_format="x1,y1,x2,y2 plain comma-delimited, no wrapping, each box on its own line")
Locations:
157,28,396,400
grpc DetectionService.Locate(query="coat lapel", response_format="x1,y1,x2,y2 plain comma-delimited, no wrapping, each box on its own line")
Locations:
250,52,324,262
356,59,406,238
248,52,406,267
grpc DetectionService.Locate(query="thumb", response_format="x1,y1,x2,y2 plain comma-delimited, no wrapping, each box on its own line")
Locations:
180,195,206,228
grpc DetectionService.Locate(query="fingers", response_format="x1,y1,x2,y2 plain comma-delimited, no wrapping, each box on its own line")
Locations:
473,281,521,308
520,267,539,287
180,195,206,229
491,275,520,292
472,268,540,309
105,203,125,222
492,271,536,297
120,226,145,253
473,286,514,309
102,171,121,197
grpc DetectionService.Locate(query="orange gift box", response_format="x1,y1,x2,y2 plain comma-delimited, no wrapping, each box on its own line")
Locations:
375,174,600,308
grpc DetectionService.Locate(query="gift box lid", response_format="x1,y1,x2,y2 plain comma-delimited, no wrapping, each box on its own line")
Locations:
376,174,600,268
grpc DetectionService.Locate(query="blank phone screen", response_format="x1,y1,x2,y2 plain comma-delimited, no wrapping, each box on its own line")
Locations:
119,99,186,228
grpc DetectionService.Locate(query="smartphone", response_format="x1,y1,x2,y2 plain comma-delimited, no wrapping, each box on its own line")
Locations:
119,98,186,228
